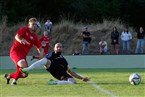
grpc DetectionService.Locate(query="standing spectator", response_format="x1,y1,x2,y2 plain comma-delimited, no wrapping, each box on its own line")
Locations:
82,27,91,55
111,27,120,54
135,27,145,54
44,18,53,34
99,38,108,54
4,18,43,85
121,27,132,54
31,31,52,60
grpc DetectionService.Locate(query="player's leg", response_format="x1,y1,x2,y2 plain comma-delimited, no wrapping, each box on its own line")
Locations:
5,50,28,85
11,59,28,85
5,59,28,85
21,58,49,74
57,78,76,84
48,78,76,85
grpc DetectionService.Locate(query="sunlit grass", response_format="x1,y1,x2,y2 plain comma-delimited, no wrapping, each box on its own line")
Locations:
0,68,144,97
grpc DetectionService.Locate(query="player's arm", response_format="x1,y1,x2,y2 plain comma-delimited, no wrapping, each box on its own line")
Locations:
39,41,47,59
67,67,90,82
15,34,30,45
32,40,46,60
31,46,45,60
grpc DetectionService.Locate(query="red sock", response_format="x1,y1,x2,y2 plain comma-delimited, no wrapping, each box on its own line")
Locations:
10,69,27,81
14,69,27,80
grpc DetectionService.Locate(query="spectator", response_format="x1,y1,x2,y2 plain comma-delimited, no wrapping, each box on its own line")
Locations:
99,38,108,54
135,27,145,54
82,27,91,55
44,18,53,34
111,27,120,54
121,27,132,54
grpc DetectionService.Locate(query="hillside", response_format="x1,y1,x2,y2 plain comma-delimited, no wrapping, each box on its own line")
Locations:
0,19,138,56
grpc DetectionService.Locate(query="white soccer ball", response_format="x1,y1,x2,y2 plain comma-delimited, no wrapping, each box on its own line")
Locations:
129,73,141,85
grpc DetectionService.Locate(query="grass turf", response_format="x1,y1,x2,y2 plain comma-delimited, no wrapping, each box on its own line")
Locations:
0,68,145,97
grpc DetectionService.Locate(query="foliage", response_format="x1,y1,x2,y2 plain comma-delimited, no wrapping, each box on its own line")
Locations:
0,18,138,55
0,0,145,27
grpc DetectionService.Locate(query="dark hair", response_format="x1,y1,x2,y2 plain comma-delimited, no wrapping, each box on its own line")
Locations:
113,26,117,32
124,27,129,33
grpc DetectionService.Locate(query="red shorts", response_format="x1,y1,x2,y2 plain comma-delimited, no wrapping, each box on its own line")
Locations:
10,46,28,68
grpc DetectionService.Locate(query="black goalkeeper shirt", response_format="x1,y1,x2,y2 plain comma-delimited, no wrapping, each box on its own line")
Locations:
45,52,72,80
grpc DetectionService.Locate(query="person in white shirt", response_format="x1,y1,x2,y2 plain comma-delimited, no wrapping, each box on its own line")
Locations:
44,18,53,34
99,38,108,54
121,27,132,54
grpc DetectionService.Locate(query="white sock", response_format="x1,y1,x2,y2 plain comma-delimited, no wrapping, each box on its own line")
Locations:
27,58,47,71
56,80,73,84
56,78,76,84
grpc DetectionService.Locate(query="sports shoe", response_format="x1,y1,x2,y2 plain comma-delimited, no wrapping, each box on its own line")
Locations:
20,68,29,74
48,79,57,85
4,74,10,84
11,81,17,85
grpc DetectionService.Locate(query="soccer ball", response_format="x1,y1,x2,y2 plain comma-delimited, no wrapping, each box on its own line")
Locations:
129,73,141,85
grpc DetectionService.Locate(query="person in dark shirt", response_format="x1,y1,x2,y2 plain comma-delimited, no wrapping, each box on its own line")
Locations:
82,27,91,55
135,27,145,54
111,27,120,54
21,43,90,85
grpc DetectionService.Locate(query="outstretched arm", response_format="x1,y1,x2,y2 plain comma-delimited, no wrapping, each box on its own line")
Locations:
31,41,46,60
67,68,90,82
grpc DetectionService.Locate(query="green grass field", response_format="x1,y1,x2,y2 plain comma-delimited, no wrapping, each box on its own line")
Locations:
0,68,145,97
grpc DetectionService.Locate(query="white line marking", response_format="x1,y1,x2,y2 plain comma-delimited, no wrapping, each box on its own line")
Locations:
88,81,119,97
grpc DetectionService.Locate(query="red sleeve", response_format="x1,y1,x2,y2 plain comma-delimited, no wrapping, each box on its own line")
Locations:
16,27,27,38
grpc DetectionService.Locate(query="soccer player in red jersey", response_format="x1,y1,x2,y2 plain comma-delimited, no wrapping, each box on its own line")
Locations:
4,18,43,85
31,31,52,60
39,31,51,54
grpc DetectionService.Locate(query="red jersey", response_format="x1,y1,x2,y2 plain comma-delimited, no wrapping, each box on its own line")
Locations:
10,26,41,55
39,36,50,54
